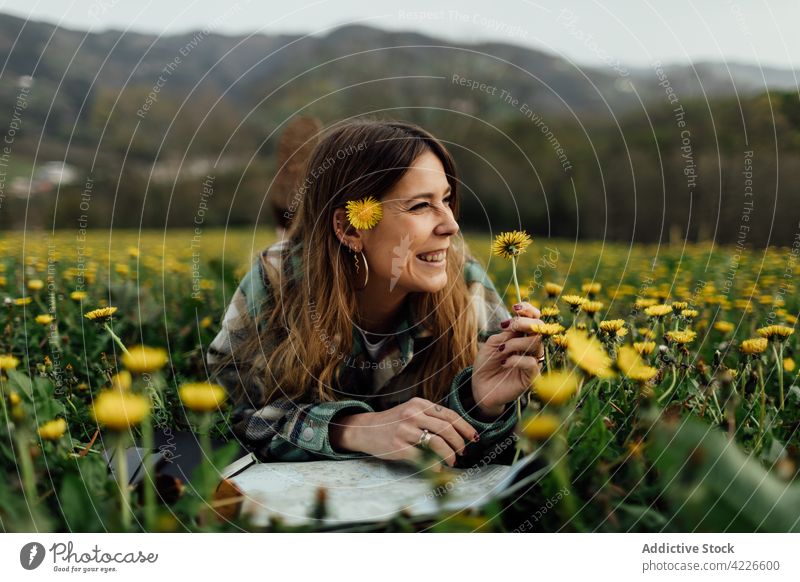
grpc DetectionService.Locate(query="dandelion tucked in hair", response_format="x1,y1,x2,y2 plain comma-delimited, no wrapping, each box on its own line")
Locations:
345,196,383,230
566,328,615,378
84,306,118,323
491,230,532,304
757,325,794,341
178,382,227,413
38,418,67,441
532,370,580,406
740,338,768,355
544,283,563,298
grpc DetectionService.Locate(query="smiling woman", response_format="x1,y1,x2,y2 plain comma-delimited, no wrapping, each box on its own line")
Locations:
207,119,544,468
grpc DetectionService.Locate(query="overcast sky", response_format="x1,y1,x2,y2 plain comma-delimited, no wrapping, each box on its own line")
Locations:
1,0,798,69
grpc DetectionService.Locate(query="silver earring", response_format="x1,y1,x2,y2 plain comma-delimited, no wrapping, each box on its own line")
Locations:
352,248,368,289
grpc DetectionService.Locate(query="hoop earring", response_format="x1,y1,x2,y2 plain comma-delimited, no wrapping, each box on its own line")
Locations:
351,248,369,290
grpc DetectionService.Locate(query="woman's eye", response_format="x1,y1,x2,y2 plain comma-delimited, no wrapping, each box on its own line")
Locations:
410,197,451,212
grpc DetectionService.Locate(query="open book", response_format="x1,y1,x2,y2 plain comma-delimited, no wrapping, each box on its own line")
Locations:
218,450,548,527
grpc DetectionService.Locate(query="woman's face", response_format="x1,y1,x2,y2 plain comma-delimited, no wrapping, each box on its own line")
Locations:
358,150,460,295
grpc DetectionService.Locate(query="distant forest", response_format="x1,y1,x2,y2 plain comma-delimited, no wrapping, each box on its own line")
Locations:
0,14,798,246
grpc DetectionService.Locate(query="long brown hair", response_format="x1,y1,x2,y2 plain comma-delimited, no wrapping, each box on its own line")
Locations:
235,119,479,406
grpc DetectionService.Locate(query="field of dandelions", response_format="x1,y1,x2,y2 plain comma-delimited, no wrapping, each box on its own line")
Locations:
1,229,799,533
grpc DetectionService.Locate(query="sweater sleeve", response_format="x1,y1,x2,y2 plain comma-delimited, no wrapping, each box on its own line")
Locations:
207,256,372,462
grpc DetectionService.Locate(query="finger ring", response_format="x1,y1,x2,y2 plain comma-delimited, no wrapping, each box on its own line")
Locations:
417,429,433,449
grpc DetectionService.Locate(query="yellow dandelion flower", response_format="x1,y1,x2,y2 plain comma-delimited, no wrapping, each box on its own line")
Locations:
84,306,118,323
345,196,383,230
616,327,629,339
581,300,604,315
491,230,532,259
740,338,768,355
635,298,658,309
111,370,132,391
671,301,689,311
633,341,656,356
38,418,67,441
581,282,601,296
35,314,54,325
566,328,615,378
70,291,88,301
532,370,580,406
645,304,673,318
680,309,699,319
0,355,20,370
520,413,560,440
14,297,33,306
561,295,587,310
178,382,227,413
617,346,659,383
529,322,565,336
599,319,625,334
0,276,6,286
27,279,44,291
544,283,563,298
122,345,169,374
92,390,150,430
200,316,213,329
540,305,560,319
714,321,735,334
8,391,21,405
756,325,794,341
551,334,568,348
666,330,697,345
784,358,796,373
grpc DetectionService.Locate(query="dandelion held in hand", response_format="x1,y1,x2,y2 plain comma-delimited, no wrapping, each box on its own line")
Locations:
345,196,383,230
491,230,532,304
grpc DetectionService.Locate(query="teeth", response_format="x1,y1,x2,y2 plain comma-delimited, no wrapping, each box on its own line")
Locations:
417,251,446,262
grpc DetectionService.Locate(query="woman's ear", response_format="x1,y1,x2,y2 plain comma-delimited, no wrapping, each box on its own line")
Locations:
332,207,363,252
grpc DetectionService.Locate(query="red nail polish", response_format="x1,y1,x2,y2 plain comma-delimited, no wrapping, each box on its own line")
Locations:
501,358,508,365
498,344,505,352
473,433,480,442
513,303,522,310
500,320,510,329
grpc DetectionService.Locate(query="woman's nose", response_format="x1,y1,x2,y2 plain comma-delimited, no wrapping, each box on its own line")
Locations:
435,213,460,237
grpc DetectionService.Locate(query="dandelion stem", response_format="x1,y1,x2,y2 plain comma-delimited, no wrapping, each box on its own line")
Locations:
773,343,785,411
141,414,156,532
103,323,131,357
115,435,131,531
510,256,522,305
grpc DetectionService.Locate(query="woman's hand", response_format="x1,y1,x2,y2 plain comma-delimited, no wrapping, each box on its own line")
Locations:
471,302,545,418
330,398,479,467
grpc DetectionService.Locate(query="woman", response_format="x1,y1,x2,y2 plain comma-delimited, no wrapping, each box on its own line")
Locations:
208,119,545,468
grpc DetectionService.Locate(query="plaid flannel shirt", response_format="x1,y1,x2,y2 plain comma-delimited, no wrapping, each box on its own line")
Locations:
207,239,517,465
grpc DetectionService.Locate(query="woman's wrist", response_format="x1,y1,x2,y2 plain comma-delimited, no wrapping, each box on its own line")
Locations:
329,412,367,453
471,382,507,419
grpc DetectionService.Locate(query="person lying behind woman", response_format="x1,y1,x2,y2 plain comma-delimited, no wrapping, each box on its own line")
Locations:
207,119,545,469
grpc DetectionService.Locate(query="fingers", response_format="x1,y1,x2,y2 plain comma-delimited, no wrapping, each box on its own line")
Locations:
499,334,544,358
419,417,465,456
426,434,458,467
501,354,541,372
507,317,544,334
425,404,479,444
512,301,540,319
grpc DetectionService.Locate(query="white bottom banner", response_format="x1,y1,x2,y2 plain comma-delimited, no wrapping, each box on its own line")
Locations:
1,533,798,580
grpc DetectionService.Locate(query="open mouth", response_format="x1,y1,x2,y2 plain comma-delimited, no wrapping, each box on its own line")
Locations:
415,249,447,266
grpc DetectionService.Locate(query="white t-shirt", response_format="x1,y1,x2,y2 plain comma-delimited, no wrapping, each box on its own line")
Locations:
358,328,391,360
